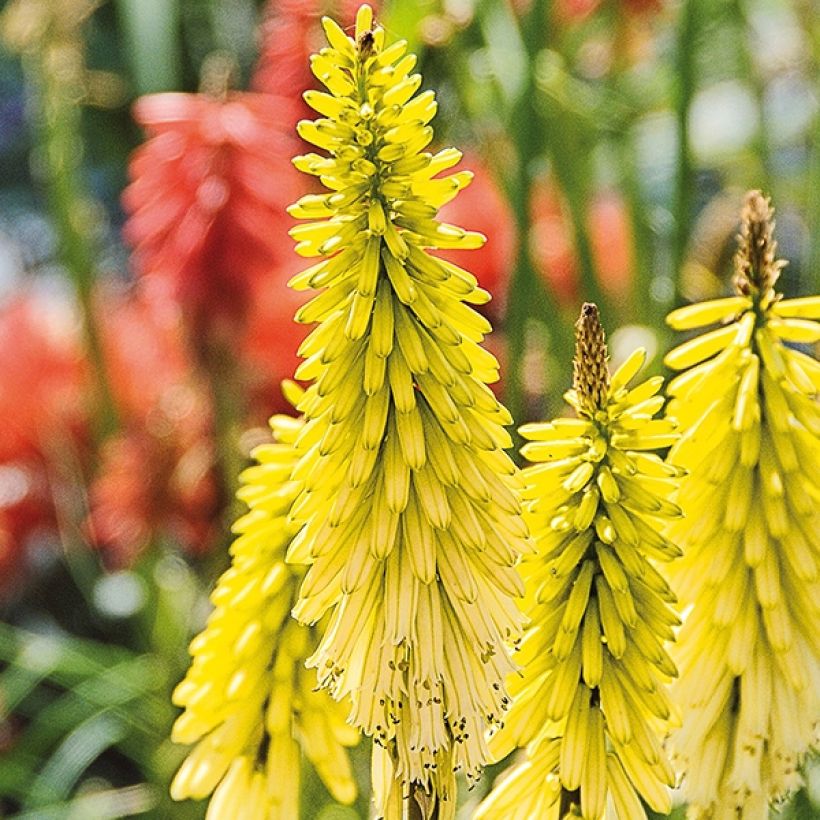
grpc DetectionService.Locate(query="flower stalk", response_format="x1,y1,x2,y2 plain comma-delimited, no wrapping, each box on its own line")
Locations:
476,303,683,820
666,190,820,817
285,6,529,817
1,0,118,438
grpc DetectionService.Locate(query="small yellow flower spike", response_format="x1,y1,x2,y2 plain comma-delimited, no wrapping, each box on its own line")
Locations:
286,5,529,816
170,390,358,820
476,303,683,820
666,191,820,817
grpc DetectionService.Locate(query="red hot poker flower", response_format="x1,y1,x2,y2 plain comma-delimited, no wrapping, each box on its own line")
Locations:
0,287,89,590
123,92,303,333
87,283,220,565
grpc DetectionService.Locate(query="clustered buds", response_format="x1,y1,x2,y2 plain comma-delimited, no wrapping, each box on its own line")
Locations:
170,387,358,819
573,303,611,417
666,192,820,817
284,6,529,816
733,190,786,302
477,304,682,820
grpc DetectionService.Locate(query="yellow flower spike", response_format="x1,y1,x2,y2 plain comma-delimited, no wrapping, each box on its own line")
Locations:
477,304,682,820
170,389,358,818
285,5,529,817
666,190,820,817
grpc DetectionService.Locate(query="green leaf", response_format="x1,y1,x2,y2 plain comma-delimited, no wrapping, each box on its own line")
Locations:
23,710,128,807
10,784,159,820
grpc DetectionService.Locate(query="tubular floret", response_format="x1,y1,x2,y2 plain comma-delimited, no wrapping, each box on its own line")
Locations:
477,304,681,820
666,190,820,817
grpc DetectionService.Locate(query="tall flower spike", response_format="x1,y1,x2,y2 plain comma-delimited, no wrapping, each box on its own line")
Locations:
477,303,683,820
286,5,529,816
170,385,358,819
665,190,820,817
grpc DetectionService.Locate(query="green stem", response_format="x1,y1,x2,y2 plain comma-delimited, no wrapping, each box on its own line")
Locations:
547,141,610,318
23,47,119,439
673,0,700,306
807,112,820,294
733,0,773,194
609,17,654,327
502,0,574,431
795,0,820,292
190,331,245,582
616,130,655,325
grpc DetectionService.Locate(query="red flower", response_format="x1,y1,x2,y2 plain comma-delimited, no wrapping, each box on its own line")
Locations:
239,273,310,420
530,180,634,305
87,428,218,567
0,289,88,462
123,92,303,332
253,0,381,130
435,153,518,320
87,283,220,565
253,0,322,126
0,288,89,589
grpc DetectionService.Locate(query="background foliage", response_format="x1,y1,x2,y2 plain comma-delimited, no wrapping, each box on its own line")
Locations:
0,0,817,817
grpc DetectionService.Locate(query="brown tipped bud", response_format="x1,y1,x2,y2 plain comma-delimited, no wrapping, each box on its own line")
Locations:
573,302,610,416
733,190,786,302
357,29,375,58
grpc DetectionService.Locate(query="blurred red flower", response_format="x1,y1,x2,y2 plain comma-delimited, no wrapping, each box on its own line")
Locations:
253,0,322,126
0,287,89,587
253,0,381,128
240,273,310,419
88,428,217,567
555,0,662,23
0,280,224,579
435,153,518,321
0,288,88,463
123,91,303,335
530,180,633,306
87,282,220,566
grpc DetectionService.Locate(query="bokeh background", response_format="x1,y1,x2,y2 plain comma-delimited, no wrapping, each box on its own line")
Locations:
0,0,817,817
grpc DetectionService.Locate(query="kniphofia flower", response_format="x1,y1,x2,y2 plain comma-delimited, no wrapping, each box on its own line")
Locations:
123,90,303,331
286,6,529,815
87,283,220,564
477,303,682,820
170,386,358,818
253,0,374,129
666,191,820,817
0,287,88,590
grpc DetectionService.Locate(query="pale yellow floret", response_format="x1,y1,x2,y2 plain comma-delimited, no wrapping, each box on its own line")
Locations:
170,404,358,818
286,6,528,817
666,191,820,818
477,306,681,820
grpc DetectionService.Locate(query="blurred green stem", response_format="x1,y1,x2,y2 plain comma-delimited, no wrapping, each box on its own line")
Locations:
616,131,657,325
673,0,699,301
500,0,573,431
808,111,820,293
610,19,654,327
547,136,610,318
193,332,245,546
796,0,820,291
734,0,773,194
116,0,181,94
22,44,119,438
